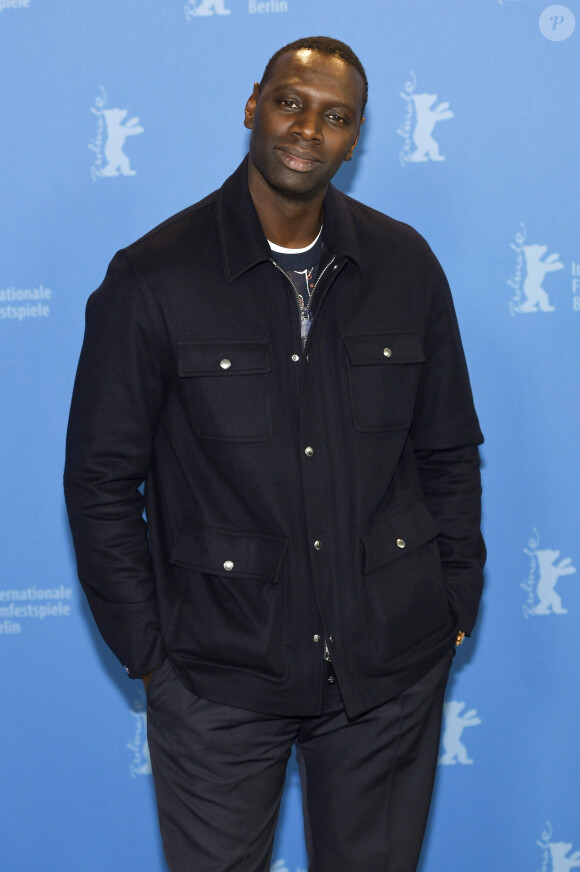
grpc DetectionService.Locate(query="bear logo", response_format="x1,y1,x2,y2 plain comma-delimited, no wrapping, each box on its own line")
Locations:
127,702,151,777
185,0,231,17
270,863,307,872
401,90,454,162
519,243,564,312
439,701,482,765
524,545,577,615
546,841,580,872
97,108,144,178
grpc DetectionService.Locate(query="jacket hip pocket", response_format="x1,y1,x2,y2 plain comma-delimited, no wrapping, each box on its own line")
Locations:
168,523,288,681
362,499,452,662
178,339,272,442
343,331,424,431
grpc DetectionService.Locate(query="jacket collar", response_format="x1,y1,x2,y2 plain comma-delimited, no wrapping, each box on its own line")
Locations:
216,156,362,284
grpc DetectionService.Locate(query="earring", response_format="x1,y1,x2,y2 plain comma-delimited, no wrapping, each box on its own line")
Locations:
345,154,352,162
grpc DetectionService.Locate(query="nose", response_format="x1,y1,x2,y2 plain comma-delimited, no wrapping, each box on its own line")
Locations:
290,108,323,143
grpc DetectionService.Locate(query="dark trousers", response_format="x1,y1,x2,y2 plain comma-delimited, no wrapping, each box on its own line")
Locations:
146,651,453,872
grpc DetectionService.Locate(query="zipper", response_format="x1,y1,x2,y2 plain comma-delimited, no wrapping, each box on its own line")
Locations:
310,255,337,297
323,637,335,684
271,254,340,684
271,255,337,347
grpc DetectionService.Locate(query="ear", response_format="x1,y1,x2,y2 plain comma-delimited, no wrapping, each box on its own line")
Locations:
244,82,261,130
345,116,365,161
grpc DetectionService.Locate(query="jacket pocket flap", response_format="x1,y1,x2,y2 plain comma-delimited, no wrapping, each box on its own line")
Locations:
343,331,425,366
177,339,271,376
170,525,287,583
362,500,439,573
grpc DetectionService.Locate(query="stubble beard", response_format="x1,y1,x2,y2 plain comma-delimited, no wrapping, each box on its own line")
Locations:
249,143,332,204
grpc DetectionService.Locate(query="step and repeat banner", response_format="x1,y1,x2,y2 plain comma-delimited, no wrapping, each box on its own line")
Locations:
1,1,578,870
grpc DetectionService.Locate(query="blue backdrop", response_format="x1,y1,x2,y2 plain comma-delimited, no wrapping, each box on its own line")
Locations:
1,1,579,870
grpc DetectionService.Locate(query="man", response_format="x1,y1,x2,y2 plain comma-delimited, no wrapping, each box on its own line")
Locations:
65,36,485,872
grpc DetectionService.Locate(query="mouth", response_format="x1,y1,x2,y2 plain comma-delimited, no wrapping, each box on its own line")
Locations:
276,147,320,173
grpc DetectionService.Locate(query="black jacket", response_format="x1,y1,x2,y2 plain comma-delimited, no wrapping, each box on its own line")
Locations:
64,158,485,719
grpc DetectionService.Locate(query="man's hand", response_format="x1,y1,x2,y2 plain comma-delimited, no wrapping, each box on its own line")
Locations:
142,670,155,692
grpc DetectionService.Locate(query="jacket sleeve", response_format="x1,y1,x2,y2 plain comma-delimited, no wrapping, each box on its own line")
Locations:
64,251,168,677
410,257,486,635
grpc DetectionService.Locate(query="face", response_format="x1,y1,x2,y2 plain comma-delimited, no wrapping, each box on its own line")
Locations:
244,49,365,201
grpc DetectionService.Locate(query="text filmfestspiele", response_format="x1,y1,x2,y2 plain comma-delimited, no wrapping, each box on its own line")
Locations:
0,286,51,320
0,586,73,634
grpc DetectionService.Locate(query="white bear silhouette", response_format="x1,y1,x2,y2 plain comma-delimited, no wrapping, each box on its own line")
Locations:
548,841,580,872
405,92,454,162
269,863,306,872
527,548,576,615
439,701,481,765
100,108,144,177
185,0,230,16
520,244,564,312
129,709,152,775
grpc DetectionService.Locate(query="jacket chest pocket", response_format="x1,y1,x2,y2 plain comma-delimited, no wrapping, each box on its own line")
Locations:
342,331,425,431
177,339,272,442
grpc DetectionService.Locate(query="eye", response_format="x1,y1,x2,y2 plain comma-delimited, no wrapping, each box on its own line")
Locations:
327,113,348,125
278,99,299,110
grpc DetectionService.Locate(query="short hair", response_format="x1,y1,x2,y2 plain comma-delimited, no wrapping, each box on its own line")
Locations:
259,36,368,116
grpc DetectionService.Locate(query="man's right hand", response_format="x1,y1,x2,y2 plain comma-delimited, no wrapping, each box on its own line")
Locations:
142,670,155,692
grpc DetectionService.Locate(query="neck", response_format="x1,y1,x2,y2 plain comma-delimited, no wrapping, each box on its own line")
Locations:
247,160,325,249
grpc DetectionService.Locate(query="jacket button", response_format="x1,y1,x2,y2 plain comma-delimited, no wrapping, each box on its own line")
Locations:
220,359,231,370
304,446,314,457
223,560,234,570
313,634,321,642
291,354,300,362
396,539,406,549
383,348,392,358
313,540,322,551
